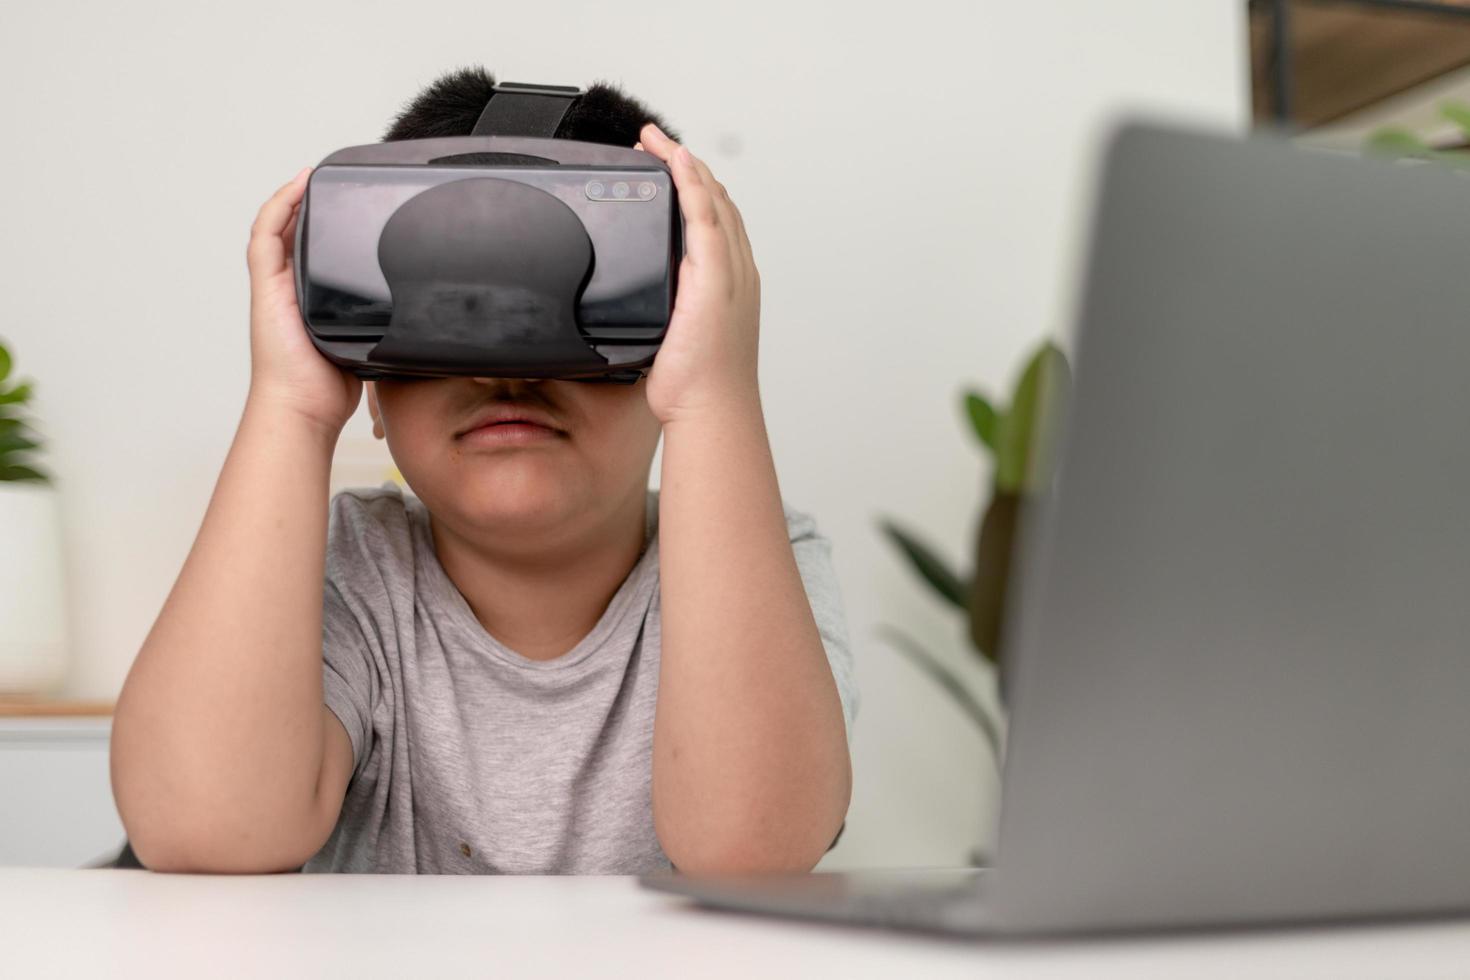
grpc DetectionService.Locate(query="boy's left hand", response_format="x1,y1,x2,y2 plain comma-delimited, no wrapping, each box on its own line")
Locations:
635,122,761,426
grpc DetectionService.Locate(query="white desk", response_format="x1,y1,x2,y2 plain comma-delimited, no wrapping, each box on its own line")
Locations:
6,867,1470,978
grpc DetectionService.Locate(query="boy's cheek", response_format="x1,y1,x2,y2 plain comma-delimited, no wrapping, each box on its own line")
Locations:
375,388,456,444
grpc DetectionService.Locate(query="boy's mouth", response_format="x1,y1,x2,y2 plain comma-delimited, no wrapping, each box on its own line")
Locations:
454,403,567,445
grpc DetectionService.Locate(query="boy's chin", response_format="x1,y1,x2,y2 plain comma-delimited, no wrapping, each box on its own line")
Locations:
426,466,586,529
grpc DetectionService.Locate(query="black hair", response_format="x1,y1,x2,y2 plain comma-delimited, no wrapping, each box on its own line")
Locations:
381,65,679,145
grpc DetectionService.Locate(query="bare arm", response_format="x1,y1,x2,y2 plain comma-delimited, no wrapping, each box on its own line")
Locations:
654,394,852,873
110,168,361,872
636,124,851,873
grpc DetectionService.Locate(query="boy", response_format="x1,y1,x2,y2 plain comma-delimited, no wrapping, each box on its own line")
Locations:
110,68,857,874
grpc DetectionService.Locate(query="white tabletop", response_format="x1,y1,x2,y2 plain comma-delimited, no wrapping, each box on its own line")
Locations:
7,867,1470,978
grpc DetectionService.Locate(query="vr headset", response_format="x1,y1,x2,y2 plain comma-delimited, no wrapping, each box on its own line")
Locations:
293,81,683,384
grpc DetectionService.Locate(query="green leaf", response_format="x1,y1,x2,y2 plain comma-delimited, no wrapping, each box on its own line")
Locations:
1021,343,1071,493
1365,127,1432,159
0,381,33,406
993,416,1019,491
0,431,40,457
877,518,968,611
995,359,1034,490
0,344,10,385
1441,101,1470,141
875,624,1004,760
0,463,49,483
991,341,1073,493
964,392,1001,455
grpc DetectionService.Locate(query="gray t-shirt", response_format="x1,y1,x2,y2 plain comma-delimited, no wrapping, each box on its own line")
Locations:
303,484,858,874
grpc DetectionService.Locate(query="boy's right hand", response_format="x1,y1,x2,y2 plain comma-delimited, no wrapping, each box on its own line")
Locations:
246,167,362,433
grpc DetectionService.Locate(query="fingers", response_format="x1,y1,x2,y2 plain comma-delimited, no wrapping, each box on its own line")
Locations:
659,136,727,273
730,198,755,277
685,152,751,286
638,123,756,284
637,121,678,162
280,202,302,265
247,167,311,281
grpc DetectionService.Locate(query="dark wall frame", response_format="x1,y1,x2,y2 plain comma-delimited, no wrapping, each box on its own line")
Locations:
1253,0,1470,129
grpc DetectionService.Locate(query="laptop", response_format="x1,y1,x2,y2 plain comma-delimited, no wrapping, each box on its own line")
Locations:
639,120,1470,935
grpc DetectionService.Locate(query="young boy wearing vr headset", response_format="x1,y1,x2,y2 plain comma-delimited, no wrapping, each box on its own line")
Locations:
109,69,857,874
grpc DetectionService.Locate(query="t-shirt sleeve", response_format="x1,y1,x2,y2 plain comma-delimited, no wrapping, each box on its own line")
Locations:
318,488,402,782
321,577,374,779
785,503,860,742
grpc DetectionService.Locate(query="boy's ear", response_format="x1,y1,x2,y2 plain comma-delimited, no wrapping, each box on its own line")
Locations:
366,382,384,440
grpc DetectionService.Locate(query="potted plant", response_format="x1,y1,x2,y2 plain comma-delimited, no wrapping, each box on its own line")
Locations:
0,338,67,696
877,340,1072,765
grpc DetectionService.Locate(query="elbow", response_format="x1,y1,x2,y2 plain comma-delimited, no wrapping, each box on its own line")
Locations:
660,809,845,874
663,835,831,876
658,764,852,876
110,728,334,874
114,774,330,875
119,790,329,873
125,826,313,875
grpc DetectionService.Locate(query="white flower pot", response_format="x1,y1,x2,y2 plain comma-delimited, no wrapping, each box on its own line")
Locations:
0,482,68,695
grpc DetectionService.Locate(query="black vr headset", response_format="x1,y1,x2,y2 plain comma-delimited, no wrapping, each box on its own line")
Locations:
293,81,683,384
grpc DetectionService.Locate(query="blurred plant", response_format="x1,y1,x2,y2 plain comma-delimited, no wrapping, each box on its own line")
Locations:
876,340,1071,760
1365,100,1470,169
0,339,51,483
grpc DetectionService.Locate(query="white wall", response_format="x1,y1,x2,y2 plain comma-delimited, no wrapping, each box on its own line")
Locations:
2,0,1246,867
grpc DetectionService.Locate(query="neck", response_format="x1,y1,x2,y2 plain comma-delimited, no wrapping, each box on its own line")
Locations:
428,485,650,661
